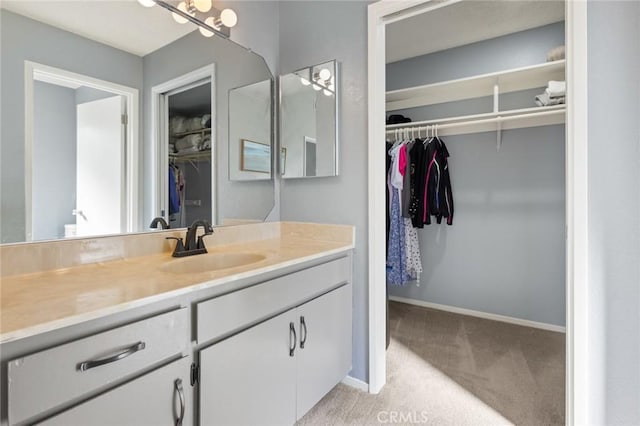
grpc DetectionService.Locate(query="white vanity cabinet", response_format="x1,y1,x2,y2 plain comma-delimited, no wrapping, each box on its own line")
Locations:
7,308,189,425
38,356,193,426
196,256,353,425
198,284,352,426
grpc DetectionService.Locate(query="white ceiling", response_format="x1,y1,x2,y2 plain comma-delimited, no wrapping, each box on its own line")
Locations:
386,0,565,64
1,1,197,57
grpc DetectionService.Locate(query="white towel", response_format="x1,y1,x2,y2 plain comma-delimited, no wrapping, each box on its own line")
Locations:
546,80,566,98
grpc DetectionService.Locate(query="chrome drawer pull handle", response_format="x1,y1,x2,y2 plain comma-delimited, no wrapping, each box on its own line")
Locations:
77,341,146,372
175,378,185,426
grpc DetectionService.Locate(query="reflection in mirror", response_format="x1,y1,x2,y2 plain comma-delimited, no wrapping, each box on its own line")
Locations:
280,60,338,179
229,80,273,181
0,1,274,243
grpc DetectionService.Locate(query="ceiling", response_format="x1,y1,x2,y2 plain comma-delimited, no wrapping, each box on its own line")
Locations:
386,0,565,63
0,1,197,57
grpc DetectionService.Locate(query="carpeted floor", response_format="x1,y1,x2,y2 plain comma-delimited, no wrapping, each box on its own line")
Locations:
298,301,565,425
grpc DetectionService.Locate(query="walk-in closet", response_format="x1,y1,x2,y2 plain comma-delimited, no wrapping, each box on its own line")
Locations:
167,82,213,228
384,1,566,423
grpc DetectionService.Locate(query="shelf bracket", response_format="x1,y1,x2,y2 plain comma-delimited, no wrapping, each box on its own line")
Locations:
496,116,502,151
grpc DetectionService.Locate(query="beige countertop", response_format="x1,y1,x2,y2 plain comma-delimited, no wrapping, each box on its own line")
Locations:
0,222,354,344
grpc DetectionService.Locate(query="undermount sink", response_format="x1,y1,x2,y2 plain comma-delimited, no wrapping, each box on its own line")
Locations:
160,252,266,274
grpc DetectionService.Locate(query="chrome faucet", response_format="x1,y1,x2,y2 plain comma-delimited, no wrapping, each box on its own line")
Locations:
166,219,214,257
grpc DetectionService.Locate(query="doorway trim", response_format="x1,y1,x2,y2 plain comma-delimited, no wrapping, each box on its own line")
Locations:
24,61,140,241
150,64,216,226
366,1,588,425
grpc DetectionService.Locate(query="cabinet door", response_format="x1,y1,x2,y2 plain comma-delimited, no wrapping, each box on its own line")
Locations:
39,357,193,426
296,284,352,419
199,309,297,426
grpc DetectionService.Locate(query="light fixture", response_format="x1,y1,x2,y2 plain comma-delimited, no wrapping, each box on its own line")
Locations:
219,8,237,28
146,1,237,37
313,83,322,91
323,89,333,97
300,78,311,86
199,17,215,37
319,68,331,81
193,0,211,13
172,1,193,24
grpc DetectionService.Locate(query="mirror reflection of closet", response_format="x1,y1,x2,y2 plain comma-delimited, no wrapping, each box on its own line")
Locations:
166,81,213,228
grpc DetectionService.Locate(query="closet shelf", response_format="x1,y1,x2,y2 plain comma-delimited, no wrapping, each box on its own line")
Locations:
385,106,565,138
172,127,212,138
169,149,212,162
386,60,565,111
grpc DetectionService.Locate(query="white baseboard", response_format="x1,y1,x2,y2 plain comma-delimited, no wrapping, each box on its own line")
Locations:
341,375,369,392
389,296,566,333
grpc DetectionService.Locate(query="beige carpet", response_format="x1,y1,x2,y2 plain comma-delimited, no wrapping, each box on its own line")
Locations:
298,301,565,425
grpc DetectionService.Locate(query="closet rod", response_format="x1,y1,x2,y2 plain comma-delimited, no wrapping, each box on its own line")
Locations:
385,105,565,130
384,108,564,134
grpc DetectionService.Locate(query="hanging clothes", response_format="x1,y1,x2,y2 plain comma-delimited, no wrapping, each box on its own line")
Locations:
169,165,180,215
425,138,454,225
387,185,408,286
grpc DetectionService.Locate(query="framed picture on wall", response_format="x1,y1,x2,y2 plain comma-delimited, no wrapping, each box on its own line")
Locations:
241,139,271,173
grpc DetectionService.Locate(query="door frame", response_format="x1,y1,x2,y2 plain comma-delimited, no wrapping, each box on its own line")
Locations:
366,1,589,425
150,64,216,226
24,61,139,241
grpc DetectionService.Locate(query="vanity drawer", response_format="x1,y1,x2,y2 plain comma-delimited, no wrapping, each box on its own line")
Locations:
196,256,350,344
7,308,189,425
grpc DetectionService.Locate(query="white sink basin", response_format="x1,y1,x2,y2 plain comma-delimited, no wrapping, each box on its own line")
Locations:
160,252,266,274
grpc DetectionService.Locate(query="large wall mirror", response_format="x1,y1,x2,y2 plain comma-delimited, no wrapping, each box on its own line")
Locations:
280,60,339,179
0,0,275,243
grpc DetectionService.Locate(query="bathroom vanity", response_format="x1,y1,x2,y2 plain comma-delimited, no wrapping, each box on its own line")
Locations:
0,222,354,426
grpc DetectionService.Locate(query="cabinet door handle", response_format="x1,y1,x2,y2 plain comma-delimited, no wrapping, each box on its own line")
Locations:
289,322,297,357
77,341,146,372
300,316,307,349
175,378,185,426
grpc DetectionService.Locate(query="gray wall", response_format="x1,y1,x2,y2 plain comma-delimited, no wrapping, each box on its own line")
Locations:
32,81,77,241
386,22,565,90
278,0,371,382
142,30,275,227
0,10,143,243
386,23,566,327
587,1,640,424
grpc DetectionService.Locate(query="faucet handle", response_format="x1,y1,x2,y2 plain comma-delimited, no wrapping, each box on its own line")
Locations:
166,237,186,256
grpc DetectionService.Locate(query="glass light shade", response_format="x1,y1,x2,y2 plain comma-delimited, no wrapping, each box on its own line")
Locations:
323,89,332,96
312,83,322,91
138,0,155,7
319,68,331,80
220,9,237,27
300,77,311,86
199,17,215,37
172,2,191,24
193,0,211,12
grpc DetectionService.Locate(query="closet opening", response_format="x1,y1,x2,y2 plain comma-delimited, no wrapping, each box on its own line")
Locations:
151,65,216,229
372,0,570,423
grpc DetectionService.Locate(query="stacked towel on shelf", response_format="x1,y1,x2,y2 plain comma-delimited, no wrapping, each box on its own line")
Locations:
535,80,566,107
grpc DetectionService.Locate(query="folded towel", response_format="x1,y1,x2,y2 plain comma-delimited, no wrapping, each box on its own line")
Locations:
175,134,203,151
546,80,566,98
535,92,566,107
